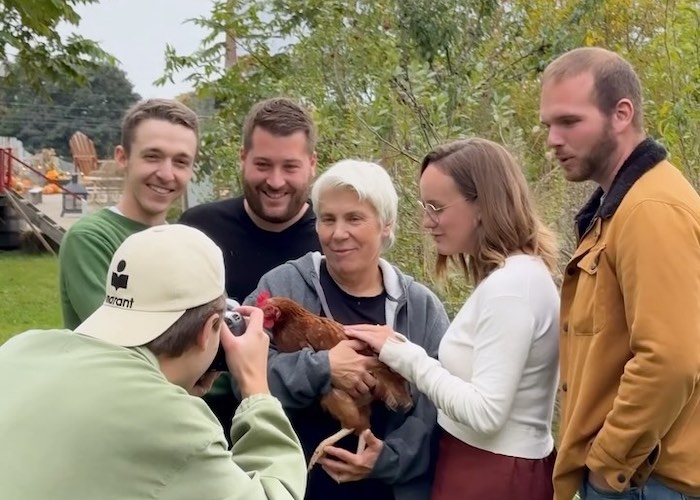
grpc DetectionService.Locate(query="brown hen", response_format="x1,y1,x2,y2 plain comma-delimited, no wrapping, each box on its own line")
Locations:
256,291,413,470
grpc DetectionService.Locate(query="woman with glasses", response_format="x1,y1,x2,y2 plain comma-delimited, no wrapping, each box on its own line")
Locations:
346,138,560,500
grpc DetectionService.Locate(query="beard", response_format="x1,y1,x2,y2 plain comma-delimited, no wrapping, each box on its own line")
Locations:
243,181,311,224
567,119,618,183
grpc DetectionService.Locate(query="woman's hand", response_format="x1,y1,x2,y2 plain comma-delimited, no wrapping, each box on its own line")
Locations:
319,429,384,483
343,324,398,354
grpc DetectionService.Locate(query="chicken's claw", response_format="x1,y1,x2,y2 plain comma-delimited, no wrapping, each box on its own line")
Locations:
307,427,354,471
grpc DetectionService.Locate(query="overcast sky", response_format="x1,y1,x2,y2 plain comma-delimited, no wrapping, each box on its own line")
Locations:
60,0,218,99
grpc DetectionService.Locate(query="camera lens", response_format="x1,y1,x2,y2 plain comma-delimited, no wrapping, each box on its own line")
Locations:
224,311,246,336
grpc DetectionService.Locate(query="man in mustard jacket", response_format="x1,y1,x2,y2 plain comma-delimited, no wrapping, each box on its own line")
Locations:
540,47,700,500
0,225,307,500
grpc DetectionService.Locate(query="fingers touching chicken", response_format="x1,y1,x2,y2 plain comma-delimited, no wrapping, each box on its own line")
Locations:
256,291,412,470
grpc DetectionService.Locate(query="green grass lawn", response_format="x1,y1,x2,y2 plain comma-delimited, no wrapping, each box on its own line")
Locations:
0,252,62,344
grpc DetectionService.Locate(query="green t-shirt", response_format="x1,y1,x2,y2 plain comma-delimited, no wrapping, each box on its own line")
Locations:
58,208,148,328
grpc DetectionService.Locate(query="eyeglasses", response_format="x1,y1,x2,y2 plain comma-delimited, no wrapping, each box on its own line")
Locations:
417,198,467,223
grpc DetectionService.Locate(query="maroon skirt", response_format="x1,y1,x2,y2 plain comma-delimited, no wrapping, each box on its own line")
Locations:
431,431,556,500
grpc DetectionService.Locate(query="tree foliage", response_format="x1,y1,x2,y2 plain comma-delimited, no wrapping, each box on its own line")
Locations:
0,63,141,158
162,0,700,311
0,0,114,86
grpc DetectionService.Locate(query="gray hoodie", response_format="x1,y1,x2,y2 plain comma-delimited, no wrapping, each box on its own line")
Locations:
244,251,449,500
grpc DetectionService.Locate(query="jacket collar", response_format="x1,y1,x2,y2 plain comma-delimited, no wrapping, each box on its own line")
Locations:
575,138,667,238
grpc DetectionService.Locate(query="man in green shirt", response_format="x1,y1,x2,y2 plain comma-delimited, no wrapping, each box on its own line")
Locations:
0,224,307,500
59,98,199,328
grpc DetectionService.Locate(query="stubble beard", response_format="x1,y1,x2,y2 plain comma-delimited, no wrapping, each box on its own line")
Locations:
567,120,618,184
243,181,310,224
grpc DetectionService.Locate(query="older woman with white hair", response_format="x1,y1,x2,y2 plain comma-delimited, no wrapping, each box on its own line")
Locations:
245,159,449,500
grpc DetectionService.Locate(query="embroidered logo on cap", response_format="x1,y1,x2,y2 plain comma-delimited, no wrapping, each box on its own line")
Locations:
111,260,129,291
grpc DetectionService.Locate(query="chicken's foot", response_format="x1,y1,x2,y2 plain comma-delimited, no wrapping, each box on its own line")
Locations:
357,433,366,455
308,427,354,471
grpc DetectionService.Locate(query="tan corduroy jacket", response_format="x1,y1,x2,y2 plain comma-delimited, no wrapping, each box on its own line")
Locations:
554,141,700,500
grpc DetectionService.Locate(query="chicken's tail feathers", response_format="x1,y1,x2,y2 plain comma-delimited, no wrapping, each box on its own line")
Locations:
372,369,413,412
256,290,271,307
381,391,413,412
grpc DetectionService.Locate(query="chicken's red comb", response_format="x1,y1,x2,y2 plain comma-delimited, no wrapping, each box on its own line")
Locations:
256,290,271,307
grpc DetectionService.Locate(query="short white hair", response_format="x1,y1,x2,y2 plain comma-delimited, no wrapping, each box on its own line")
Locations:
311,159,398,251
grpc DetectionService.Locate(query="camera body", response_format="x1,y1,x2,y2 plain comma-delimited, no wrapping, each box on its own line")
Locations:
207,300,246,372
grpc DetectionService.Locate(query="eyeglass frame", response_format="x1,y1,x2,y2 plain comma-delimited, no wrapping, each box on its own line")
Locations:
417,197,473,223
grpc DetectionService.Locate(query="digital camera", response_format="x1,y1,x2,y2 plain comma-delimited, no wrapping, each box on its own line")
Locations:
207,299,246,372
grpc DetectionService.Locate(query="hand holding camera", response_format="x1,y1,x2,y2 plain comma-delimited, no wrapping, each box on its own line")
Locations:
209,299,271,397
208,299,247,372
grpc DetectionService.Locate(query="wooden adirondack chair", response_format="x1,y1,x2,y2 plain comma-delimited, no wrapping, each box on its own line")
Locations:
69,131,98,176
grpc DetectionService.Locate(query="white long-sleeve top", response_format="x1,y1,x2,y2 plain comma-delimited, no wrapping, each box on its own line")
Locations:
380,255,560,459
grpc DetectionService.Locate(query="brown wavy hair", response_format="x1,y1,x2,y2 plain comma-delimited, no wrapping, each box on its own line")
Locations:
420,138,558,285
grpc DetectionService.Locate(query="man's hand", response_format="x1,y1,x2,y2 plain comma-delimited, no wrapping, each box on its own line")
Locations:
221,305,270,397
588,470,617,493
319,429,384,483
328,340,379,398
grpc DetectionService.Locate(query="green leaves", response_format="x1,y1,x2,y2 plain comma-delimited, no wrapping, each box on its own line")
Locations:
0,0,115,88
160,0,700,304
0,63,140,158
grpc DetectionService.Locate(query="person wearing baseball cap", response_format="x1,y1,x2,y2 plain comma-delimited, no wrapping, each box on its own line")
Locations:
0,224,306,500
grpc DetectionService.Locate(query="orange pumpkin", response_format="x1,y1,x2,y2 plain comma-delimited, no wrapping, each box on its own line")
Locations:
42,183,61,194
